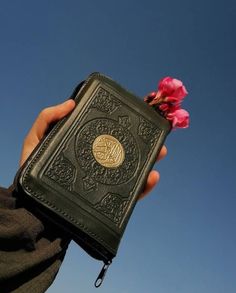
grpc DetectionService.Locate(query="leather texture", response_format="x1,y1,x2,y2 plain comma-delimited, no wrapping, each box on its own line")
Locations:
16,73,171,264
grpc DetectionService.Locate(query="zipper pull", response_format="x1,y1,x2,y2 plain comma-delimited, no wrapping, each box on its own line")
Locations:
94,261,112,288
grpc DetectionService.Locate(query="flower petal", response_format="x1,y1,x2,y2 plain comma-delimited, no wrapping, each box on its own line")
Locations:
167,109,190,129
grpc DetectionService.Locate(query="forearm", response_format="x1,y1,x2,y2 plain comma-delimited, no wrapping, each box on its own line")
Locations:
0,185,70,293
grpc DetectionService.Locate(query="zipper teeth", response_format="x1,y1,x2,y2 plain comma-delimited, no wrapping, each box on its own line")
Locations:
78,235,112,263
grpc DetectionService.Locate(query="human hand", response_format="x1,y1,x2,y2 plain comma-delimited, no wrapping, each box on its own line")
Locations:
20,100,167,200
19,100,76,167
138,145,167,200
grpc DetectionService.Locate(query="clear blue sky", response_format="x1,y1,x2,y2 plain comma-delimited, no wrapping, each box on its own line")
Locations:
0,1,235,292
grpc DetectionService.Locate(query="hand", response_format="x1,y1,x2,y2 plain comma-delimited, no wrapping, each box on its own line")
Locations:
138,145,167,200
20,100,167,200
20,100,76,167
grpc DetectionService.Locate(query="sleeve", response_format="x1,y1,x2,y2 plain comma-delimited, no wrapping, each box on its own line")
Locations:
0,186,71,293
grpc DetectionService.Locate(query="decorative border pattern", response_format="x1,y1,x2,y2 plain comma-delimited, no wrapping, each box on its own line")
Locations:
45,153,76,191
91,87,121,114
95,193,128,226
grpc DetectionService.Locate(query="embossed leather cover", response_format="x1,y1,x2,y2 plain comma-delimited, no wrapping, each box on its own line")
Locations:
16,73,171,265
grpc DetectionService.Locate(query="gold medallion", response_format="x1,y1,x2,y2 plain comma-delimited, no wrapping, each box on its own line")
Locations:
92,135,125,168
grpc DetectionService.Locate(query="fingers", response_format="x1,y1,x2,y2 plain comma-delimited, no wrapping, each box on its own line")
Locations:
32,99,75,141
157,145,167,162
20,100,76,166
138,145,167,200
138,170,160,200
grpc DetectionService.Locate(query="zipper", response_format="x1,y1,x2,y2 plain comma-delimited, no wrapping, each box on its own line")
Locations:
94,260,112,288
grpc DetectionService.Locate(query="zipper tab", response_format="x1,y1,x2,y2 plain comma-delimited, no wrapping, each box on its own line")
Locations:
94,261,112,288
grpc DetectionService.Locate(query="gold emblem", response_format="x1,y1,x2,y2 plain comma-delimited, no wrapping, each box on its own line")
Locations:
92,135,125,168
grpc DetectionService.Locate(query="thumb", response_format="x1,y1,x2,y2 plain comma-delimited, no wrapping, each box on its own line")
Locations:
20,100,75,166
32,99,76,141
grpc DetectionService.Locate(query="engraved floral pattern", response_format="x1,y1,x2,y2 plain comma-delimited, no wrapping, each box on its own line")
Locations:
118,116,131,129
91,87,121,114
138,118,161,145
45,153,76,191
95,193,128,226
82,176,97,191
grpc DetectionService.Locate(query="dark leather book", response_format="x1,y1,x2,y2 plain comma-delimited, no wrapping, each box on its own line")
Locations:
16,72,171,286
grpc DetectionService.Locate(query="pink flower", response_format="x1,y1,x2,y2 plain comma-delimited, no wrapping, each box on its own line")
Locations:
158,103,170,112
158,77,188,102
144,91,157,103
167,109,190,129
144,76,190,130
